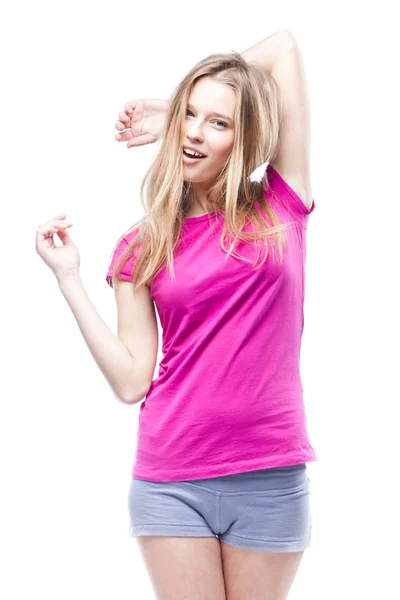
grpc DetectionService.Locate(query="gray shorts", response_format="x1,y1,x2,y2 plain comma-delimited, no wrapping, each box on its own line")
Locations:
128,463,312,552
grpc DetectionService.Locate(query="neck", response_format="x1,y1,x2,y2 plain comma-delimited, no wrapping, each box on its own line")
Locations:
189,186,212,214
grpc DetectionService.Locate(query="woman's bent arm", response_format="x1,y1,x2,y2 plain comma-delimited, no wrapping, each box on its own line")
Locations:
240,30,295,75
58,274,146,405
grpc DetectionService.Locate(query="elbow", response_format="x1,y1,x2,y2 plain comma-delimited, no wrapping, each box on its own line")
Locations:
118,383,150,406
277,29,297,49
116,395,135,406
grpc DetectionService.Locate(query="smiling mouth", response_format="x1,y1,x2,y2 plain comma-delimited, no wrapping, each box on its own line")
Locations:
183,148,207,159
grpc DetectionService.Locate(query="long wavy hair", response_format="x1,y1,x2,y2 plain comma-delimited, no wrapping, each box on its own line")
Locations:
108,51,295,292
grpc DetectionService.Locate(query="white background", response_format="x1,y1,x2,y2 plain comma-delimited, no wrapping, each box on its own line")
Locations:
1,1,399,598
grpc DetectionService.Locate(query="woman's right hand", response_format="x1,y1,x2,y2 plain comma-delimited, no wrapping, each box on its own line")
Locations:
35,214,80,283
115,99,169,148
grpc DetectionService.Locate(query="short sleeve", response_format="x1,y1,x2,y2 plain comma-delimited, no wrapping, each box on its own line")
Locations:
266,164,315,218
105,229,140,288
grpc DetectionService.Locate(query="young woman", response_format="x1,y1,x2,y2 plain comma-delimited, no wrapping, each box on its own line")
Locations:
36,30,316,600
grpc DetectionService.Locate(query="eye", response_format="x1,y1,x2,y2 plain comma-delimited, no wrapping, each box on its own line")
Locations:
185,109,227,129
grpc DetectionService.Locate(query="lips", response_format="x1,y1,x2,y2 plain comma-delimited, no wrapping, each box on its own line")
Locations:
182,151,206,165
183,147,207,158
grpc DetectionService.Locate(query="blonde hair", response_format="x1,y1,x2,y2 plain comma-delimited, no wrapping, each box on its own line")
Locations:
108,51,295,292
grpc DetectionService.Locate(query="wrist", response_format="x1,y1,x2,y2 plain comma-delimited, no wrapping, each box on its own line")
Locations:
57,271,82,292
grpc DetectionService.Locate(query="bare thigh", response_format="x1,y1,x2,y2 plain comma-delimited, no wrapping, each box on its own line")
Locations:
137,535,226,600
221,541,305,600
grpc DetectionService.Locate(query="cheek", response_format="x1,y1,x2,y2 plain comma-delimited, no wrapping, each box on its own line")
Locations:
218,143,233,161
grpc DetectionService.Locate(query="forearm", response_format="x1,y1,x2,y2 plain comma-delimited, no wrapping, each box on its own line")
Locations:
240,29,296,74
58,275,146,405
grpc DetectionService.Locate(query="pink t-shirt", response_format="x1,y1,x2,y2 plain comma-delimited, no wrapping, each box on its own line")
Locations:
106,164,317,481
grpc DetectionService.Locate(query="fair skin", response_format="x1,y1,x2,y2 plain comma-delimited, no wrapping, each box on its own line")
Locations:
111,35,310,599
182,76,236,216
35,31,310,600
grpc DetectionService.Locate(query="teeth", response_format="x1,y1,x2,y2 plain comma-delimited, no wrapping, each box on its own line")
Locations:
184,148,205,158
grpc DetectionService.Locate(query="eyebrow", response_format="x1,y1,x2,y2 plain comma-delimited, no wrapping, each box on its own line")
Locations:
187,103,233,123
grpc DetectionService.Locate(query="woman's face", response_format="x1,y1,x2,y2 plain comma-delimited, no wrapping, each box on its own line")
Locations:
182,77,236,186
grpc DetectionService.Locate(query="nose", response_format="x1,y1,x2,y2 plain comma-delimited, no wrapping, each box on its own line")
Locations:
186,121,204,142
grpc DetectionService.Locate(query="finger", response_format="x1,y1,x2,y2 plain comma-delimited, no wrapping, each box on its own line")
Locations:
115,117,133,131
127,133,157,148
115,120,131,131
37,218,71,231
36,223,73,242
124,101,137,114
115,130,133,142
118,111,131,124
38,226,58,236
51,213,68,219
36,226,60,244
56,225,71,237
